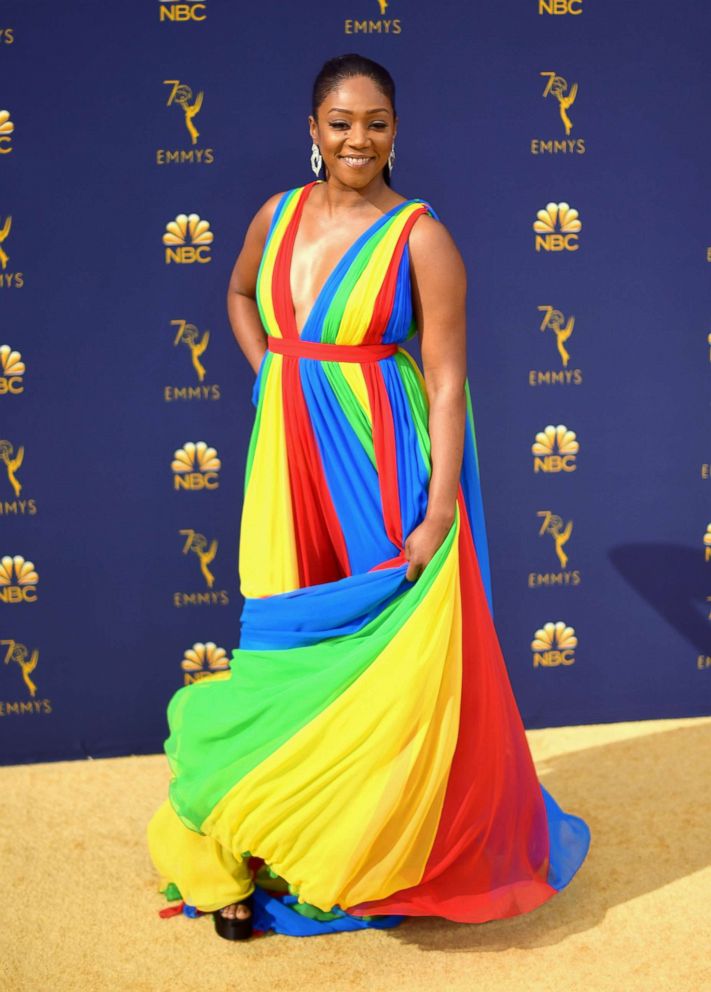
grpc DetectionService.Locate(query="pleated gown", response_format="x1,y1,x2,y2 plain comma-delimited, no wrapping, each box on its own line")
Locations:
147,179,591,936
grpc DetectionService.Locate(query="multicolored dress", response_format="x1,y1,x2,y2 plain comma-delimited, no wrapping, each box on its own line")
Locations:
147,179,591,937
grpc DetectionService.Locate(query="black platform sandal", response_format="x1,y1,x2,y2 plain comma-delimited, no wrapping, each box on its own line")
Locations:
212,895,254,941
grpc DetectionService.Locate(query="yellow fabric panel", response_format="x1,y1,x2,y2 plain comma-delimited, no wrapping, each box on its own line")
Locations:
146,798,254,912
202,509,463,913
257,190,300,340
336,203,425,345
337,360,371,419
238,356,299,596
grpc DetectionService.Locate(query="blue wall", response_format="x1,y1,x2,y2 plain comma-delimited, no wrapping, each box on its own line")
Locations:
2,0,709,764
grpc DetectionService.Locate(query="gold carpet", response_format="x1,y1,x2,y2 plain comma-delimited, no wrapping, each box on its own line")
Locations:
2,715,709,992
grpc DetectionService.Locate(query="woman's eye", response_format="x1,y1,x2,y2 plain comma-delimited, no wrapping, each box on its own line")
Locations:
329,121,349,129
370,121,387,129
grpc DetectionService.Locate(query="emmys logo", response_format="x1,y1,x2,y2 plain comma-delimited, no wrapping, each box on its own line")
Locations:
0,110,14,154
159,0,207,23
532,424,579,473
528,509,581,588
529,306,582,386
345,0,402,34
0,215,23,288
0,638,51,717
0,29,14,46
164,320,221,402
531,73,585,156
181,642,231,685
163,214,213,264
531,621,577,667
0,555,38,604
704,524,711,561
0,438,25,500
172,441,221,490
174,529,230,607
533,202,581,251
538,0,583,14
0,344,26,395
157,81,215,165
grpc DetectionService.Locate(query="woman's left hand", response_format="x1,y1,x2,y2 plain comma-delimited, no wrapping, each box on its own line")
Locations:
403,514,455,583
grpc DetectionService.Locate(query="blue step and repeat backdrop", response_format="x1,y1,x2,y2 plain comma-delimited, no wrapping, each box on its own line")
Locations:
2,0,709,764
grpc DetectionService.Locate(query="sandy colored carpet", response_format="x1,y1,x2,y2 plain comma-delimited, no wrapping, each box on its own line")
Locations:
1,715,709,992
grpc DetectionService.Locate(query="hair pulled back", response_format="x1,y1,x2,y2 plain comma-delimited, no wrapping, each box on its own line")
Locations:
311,53,397,187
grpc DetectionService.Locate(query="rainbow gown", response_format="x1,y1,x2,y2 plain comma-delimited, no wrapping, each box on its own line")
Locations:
147,179,591,937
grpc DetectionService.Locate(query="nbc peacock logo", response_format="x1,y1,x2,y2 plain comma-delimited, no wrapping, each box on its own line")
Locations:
158,0,207,23
704,524,711,561
163,214,213,264
531,621,577,667
181,641,231,685
0,109,14,154
0,344,26,395
539,0,584,16
0,555,39,604
171,441,221,491
532,424,579,473
533,202,581,251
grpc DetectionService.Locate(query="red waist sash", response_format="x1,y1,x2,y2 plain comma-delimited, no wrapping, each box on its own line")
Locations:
267,336,400,363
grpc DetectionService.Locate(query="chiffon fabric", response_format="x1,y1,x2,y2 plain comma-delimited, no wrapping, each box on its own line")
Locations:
146,179,591,937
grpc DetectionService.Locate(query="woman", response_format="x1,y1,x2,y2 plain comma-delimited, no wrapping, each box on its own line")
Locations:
147,53,591,942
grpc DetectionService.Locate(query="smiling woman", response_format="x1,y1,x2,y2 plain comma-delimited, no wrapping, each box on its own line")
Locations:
146,52,591,943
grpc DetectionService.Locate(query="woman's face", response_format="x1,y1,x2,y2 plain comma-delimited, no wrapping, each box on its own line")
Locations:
309,74,397,190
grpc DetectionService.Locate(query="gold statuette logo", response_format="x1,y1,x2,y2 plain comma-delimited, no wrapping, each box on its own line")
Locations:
1,639,52,717
532,73,586,156
533,202,581,252
0,555,39,604
181,641,231,685
531,621,577,667
0,438,24,499
157,80,215,165
0,344,26,395
529,306,583,386
163,214,213,264
172,441,221,490
0,216,23,288
532,424,579,472
704,523,711,561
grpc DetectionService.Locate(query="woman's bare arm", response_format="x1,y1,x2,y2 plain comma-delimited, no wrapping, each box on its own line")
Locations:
225,192,284,374
405,213,468,580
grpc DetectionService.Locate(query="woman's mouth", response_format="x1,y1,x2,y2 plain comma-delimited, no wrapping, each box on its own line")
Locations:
339,155,375,169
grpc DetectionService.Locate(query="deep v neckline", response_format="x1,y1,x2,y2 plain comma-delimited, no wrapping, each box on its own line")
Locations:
287,180,415,338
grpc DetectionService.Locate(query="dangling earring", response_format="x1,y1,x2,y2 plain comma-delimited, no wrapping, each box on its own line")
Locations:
310,142,322,178
387,140,396,174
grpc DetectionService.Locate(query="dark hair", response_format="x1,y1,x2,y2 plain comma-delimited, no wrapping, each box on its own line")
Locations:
311,53,397,187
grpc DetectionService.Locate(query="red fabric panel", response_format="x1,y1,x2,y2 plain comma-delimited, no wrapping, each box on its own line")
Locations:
280,357,351,585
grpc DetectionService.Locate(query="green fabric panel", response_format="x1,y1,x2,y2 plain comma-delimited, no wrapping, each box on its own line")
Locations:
165,518,458,832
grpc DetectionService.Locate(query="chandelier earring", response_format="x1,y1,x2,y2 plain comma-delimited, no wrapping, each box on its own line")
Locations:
310,141,322,178
387,140,396,174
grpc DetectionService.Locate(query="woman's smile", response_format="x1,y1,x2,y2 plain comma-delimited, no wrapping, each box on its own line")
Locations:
338,154,375,169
